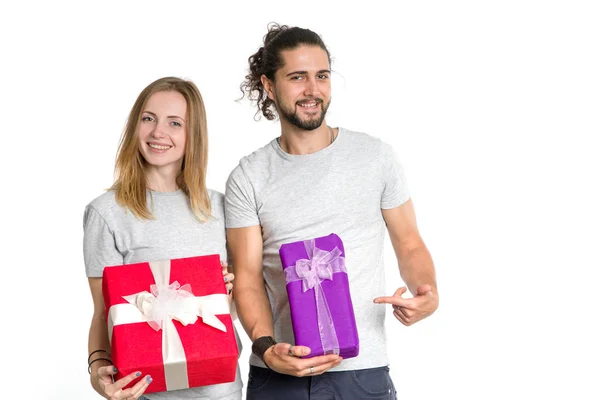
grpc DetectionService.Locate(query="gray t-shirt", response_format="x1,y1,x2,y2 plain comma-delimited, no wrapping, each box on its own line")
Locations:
83,189,242,400
225,127,410,371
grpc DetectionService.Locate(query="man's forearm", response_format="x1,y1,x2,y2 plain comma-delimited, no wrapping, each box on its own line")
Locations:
235,284,275,341
227,226,274,342
398,244,437,295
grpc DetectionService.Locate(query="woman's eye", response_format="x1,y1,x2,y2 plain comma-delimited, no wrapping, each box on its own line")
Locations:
171,121,182,127
141,116,154,122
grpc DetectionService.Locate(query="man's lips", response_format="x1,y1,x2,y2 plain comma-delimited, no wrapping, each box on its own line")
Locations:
297,99,322,109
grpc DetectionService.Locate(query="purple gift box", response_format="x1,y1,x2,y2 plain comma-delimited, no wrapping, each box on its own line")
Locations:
279,233,359,359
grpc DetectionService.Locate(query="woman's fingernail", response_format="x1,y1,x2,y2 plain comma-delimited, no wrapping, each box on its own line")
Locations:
113,367,118,373
224,277,228,282
147,375,153,383
136,372,141,377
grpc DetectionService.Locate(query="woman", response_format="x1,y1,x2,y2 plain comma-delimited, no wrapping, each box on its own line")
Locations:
83,77,242,400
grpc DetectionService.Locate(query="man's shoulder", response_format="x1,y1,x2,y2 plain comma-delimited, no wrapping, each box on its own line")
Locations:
340,127,388,153
239,140,275,165
228,140,276,180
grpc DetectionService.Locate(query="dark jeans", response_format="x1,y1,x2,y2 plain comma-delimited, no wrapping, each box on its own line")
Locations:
246,365,397,400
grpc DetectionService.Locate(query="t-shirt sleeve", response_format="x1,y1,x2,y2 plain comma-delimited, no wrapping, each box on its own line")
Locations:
380,142,411,209
225,165,260,228
83,205,123,277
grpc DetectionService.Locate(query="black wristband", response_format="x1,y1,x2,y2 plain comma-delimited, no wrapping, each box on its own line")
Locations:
252,336,277,367
87,349,111,364
88,357,112,374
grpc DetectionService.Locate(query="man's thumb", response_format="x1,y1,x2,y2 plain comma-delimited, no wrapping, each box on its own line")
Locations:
416,284,432,296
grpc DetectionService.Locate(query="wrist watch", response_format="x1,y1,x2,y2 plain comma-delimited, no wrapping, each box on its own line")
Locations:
252,336,277,366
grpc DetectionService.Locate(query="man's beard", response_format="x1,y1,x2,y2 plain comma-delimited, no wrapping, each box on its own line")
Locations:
276,96,331,131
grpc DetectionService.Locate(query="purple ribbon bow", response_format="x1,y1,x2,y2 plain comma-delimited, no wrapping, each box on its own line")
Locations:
284,239,347,355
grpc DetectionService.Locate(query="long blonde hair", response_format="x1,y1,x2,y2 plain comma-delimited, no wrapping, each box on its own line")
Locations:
110,77,211,221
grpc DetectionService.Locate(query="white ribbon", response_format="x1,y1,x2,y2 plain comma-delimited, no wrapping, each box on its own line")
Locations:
107,260,230,391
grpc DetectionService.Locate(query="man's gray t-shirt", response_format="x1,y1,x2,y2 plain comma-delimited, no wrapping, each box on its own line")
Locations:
225,128,410,371
83,189,242,400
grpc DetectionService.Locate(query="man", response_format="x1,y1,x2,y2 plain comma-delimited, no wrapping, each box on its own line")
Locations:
226,23,438,400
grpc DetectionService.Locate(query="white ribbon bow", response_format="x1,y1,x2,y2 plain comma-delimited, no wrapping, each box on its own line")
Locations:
123,281,226,333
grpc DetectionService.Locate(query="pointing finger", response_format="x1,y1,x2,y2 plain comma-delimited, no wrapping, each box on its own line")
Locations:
373,287,408,304
374,295,412,306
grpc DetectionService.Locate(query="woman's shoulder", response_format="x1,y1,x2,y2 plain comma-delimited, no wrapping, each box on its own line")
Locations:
207,189,225,218
207,188,224,202
85,190,119,214
82,190,123,231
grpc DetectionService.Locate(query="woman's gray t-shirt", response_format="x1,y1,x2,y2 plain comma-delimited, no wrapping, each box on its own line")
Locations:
83,189,242,400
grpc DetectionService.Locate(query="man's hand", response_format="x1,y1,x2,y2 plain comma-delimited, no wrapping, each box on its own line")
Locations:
373,284,438,326
263,343,343,377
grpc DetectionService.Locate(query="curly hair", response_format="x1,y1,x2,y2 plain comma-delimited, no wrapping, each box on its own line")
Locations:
240,23,331,120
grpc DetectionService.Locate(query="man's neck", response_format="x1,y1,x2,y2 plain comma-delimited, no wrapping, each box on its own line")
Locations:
279,122,336,155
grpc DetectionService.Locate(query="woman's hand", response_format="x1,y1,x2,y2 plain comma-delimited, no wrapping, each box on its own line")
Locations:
91,363,152,400
221,260,234,295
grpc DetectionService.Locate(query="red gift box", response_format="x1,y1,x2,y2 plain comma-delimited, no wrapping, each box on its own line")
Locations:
102,255,238,393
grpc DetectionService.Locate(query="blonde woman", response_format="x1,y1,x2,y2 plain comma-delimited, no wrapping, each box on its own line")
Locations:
83,77,242,400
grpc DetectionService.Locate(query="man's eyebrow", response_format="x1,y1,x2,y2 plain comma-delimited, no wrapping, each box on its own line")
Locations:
285,70,308,77
285,69,331,77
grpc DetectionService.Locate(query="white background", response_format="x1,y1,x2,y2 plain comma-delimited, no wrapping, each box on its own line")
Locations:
1,1,599,398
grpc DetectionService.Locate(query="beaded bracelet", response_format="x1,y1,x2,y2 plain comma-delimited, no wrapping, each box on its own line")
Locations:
87,349,111,364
